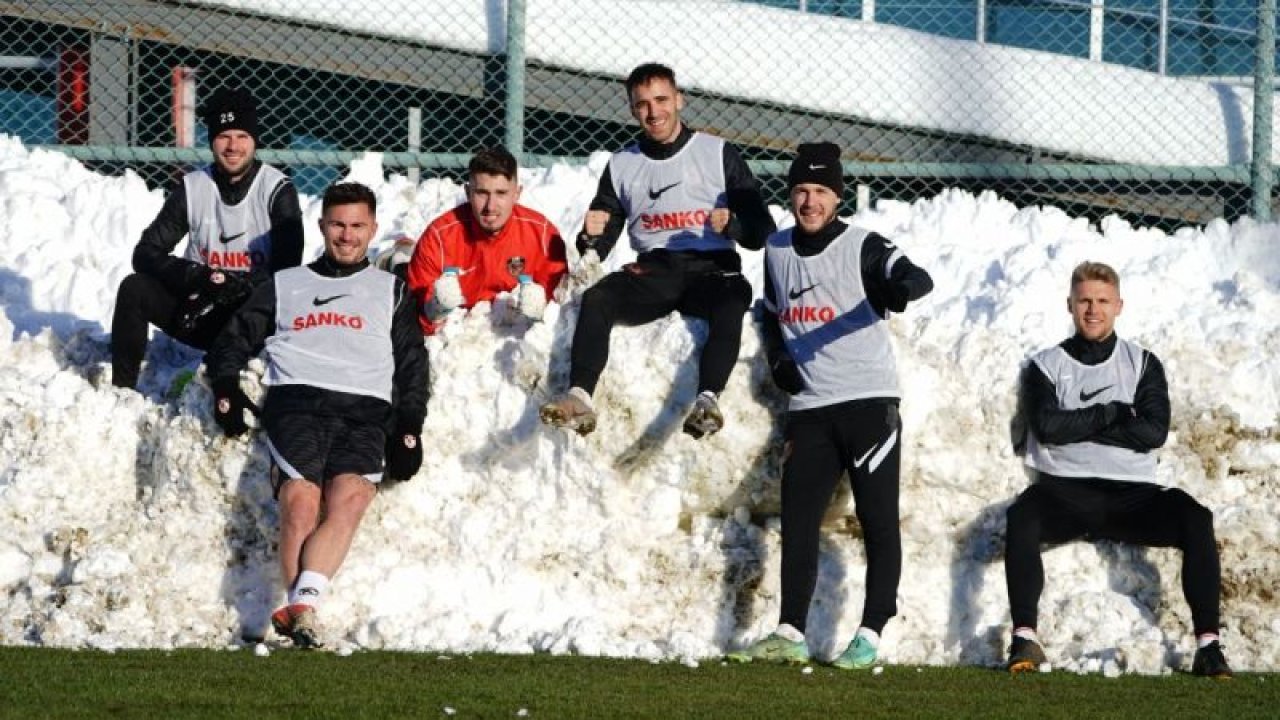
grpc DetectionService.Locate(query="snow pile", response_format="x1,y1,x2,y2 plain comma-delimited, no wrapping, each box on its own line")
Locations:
0,135,1277,673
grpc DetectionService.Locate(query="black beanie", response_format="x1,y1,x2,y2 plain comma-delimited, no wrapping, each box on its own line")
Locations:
201,87,258,142
787,142,843,196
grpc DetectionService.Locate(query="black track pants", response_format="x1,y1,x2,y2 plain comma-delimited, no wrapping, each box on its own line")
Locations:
779,399,902,635
110,272,230,388
568,251,751,395
1005,474,1221,636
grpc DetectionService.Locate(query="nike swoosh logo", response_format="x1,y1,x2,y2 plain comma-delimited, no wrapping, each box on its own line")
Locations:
856,428,899,473
853,443,879,469
1079,385,1112,402
219,232,245,244
312,294,349,307
808,164,825,170
648,182,680,200
788,284,818,300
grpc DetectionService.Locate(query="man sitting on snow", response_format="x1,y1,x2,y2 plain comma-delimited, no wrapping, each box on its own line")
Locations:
404,146,567,335
110,87,302,390
1004,261,1232,678
538,62,775,439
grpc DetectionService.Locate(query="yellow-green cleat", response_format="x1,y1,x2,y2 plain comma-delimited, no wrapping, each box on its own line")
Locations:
831,634,878,670
727,633,810,665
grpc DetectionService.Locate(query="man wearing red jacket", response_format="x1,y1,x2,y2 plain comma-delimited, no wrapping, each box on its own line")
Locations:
406,147,567,335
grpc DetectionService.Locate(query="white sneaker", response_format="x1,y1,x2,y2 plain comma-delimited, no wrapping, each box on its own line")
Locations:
682,393,724,439
539,388,597,436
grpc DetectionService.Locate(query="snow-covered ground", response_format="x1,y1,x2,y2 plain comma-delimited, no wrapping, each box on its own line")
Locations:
1,134,1278,675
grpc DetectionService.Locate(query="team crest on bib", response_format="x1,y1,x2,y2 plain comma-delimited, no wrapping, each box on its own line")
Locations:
506,256,526,277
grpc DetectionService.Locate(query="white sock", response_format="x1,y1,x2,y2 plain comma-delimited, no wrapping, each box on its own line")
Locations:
1197,633,1219,648
1013,626,1039,642
855,626,881,648
568,386,593,408
289,570,330,608
698,390,717,401
775,623,805,642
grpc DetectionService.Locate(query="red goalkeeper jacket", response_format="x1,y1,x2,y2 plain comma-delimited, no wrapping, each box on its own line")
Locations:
406,203,567,335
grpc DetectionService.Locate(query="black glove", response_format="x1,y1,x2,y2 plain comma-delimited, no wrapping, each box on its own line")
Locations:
215,270,252,304
1102,401,1134,426
575,231,599,258
178,270,252,334
384,429,423,482
769,355,805,395
884,281,912,313
212,378,256,437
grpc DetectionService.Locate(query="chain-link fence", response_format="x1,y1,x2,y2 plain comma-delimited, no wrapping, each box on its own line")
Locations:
1,0,1275,227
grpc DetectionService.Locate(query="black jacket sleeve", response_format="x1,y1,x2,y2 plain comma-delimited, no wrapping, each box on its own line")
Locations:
263,180,305,283
133,182,208,295
390,279,429,434
861,233,933,316
760,255,788,366
721,143,775,251
1092,351,1170,451
584,165,627,260
205,279,278,385
1020,361,1120,445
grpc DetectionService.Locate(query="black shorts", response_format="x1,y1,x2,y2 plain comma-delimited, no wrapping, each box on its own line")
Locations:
264,412,386,492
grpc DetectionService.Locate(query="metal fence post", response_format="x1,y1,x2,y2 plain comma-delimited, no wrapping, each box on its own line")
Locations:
88,32,131,145
407,106,422,185
1252,0,1275,221
1157,0,1168,75
504,0,527,159
1089,0,1105,62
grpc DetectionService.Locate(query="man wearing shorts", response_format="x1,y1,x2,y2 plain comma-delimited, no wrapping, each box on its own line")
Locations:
207,182,428,648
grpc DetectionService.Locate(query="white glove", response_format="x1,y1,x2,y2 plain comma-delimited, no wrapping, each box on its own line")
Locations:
569,249,604,290
514,278,547,322
425,270,464,321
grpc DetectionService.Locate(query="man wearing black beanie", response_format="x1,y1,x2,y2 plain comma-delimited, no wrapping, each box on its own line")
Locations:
539,62,776,439
110,86,303,391
729,141,933,670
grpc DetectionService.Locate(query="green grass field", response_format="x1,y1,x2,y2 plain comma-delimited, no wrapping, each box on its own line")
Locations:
0,646,1274,719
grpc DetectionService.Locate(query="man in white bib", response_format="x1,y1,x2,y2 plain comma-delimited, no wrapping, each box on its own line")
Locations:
729,142,933,669
207,182,428,649
110,86,303,390
1004,261,1232,678
539,62,775,439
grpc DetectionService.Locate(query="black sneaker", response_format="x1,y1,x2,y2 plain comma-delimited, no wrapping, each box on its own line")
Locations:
1191,640,1233,679
1006,635,1047,674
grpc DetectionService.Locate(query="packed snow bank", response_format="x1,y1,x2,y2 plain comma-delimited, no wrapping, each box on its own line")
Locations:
0,135,1277,673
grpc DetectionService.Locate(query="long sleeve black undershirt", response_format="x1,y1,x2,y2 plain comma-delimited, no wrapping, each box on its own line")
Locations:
1019,333,1169,452
133,160,304,296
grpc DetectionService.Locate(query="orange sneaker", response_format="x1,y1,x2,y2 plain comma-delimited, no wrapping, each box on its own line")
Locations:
271,603,323,649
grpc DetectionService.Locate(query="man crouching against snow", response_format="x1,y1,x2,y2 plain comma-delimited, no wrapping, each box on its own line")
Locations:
206,182,428,649
1003,261,1232,678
